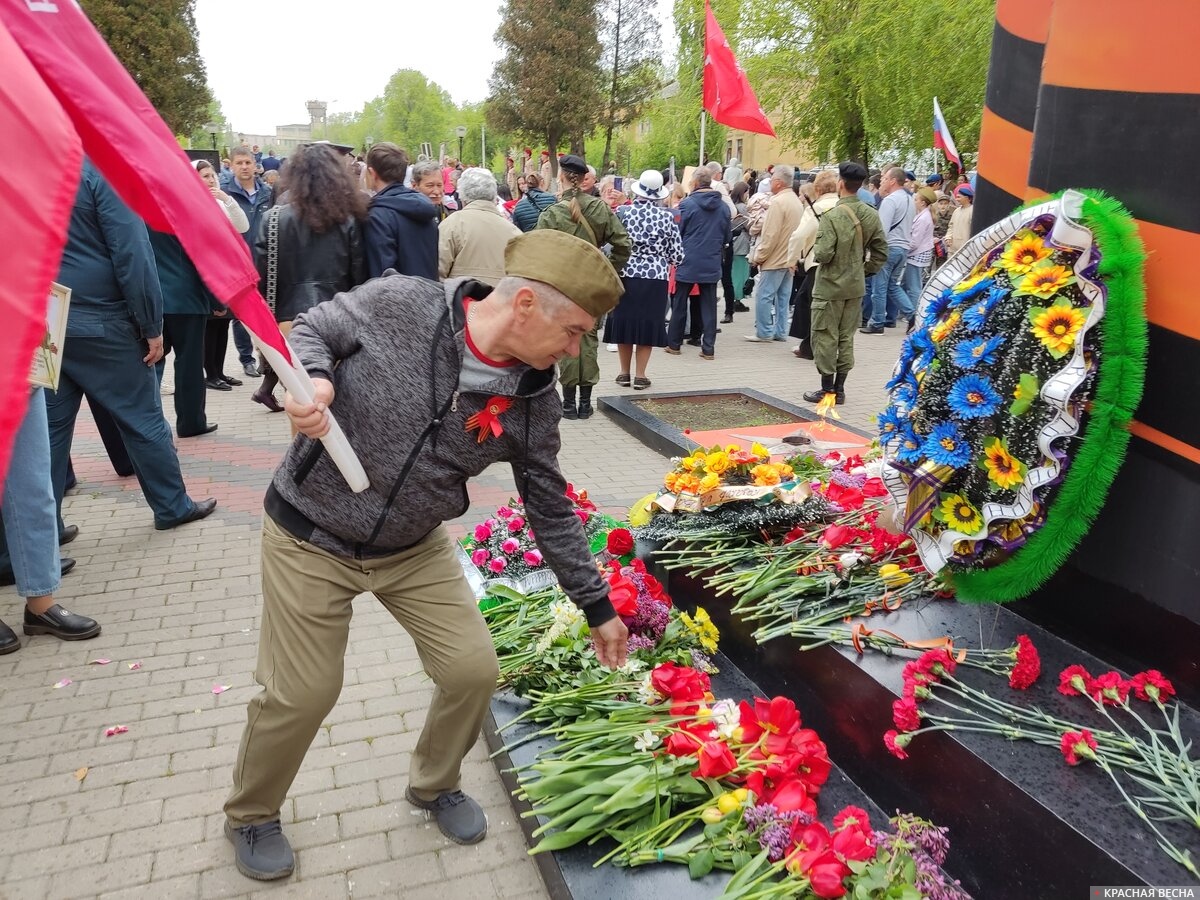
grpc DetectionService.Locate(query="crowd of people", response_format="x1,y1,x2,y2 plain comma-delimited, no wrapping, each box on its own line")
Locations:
2,136,975,885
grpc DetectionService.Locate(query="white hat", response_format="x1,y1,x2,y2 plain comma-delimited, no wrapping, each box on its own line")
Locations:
631,169,668,201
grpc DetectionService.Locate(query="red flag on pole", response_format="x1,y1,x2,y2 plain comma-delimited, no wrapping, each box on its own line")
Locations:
0,17,83,479
702,1,775,137
0,0,288,363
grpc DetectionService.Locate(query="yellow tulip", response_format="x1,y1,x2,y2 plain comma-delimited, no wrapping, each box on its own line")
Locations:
732,788,749,803
701,807,726,825
717,793,741,815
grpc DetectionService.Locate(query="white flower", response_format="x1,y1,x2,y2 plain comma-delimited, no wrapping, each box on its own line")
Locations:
636,673,659,705
618,658,646,675
850,465,868,476
864,458,887,478
839,552,864,570
823,457,841,468
711,698,740,740
633,729,660,752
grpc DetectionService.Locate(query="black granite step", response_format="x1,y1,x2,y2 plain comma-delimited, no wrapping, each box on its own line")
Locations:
486,653,918,900
661,571,1200,897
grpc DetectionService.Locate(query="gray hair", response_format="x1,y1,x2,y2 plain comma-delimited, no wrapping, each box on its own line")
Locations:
456,167,498,203
493,276,577,317
772,164,794,184
706,161,722,175
410,160,441,183
586,164,597,178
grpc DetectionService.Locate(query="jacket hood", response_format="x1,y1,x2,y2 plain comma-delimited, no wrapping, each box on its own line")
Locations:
688,189,725,212
371,183,439,223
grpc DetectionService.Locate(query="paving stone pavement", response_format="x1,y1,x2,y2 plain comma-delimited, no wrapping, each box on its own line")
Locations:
0,311,905,899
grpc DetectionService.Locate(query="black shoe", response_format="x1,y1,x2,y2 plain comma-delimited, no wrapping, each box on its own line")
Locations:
905,315,917,335
734,302,750,312
242,363,262,378
858,325,885,335
179,423,219,437
833,373,847,406
577,387,594,420
23,603,100,640
720,315,734,324
803,374,837,404
0,620,18,655
155,498,217,531
405,787,487,845
59,524,79,546
205,378,232,392
225,820,294,881
0,557,75,588
221,374,244,387
685,337,701,347
884,321,897,328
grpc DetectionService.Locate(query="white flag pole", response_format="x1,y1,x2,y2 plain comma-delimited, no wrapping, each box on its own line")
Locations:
699,110,706,169
251,336,370,493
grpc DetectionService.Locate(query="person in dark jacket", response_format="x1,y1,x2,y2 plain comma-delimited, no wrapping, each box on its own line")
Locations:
44,160,217,532
666,169,731,359
218,146,273,377
148,230,221,436
363,142,438,280
511,172,556,232
252,142,367,416
223,230,629,881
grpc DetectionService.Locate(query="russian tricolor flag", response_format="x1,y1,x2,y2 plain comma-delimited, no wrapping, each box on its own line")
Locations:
933,97,961,169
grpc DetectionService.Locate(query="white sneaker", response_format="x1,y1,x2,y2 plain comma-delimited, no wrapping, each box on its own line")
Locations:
743,335,769,342
606,344,618,352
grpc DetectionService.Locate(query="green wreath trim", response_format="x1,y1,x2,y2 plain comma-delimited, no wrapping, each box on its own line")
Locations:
951,190,1147,602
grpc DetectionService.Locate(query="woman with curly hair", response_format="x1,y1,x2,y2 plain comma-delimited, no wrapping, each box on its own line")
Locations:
252,142,367,414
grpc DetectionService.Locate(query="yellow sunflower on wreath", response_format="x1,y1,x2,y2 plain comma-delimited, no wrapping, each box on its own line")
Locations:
998,230,1053,276
1013,259,1076,301
978,436,1027,490
1029,298,1087,358
935,493,984,534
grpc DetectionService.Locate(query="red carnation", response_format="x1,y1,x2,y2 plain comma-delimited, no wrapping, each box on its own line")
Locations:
605,527,634,556
1130,670,1176,705
915,648,957,678
892,696,921,733
1058,664,1092,697
1008,635,1041,690
1089,671,1131,706
883,730,910,760
1060,729,1098,766
694,740,738,778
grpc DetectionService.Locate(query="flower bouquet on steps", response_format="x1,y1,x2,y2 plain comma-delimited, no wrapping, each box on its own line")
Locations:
502,661,969,899
457,482,619,601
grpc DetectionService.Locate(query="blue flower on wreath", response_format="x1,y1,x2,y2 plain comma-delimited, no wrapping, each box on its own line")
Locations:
925,288,956,322
962,287,1006,331
892,379,919,407
948,274,996,308
951,334,1006,370
877,406,906,445
895,423,924,463
922,421,972,467
948,373,1003,419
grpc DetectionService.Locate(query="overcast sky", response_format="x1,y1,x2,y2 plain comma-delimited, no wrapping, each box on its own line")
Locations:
195,0,678,136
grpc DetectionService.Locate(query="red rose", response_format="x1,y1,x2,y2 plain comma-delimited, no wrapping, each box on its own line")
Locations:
606,527,634,556
861,477,888,497
607,573,639,618
892,696,921,733
694,740,737,778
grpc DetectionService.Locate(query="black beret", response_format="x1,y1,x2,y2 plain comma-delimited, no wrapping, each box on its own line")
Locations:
838,161,868,181
559,154,588,175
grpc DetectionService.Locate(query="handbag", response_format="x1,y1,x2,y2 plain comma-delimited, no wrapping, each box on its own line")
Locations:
264,205,283,315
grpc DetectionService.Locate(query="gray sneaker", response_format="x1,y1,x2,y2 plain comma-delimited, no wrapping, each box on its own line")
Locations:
225,819,294,880
405,786,487,845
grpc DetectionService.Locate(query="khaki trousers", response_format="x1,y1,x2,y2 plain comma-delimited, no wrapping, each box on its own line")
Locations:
224,516,500,826
810,297,860,376
558,319,601,387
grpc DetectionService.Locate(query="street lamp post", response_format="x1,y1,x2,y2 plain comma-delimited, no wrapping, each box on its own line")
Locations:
365,135,374,155
204,121,220,151
455,125,467,162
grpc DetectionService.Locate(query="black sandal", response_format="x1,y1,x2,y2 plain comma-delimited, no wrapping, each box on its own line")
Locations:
615,373,632,387
633,377,651,391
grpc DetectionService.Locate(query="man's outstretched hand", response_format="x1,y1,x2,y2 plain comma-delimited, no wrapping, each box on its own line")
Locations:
592,615,629,669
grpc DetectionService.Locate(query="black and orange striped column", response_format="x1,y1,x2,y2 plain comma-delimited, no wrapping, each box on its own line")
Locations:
971,0,1051,232
1028,0,1200,470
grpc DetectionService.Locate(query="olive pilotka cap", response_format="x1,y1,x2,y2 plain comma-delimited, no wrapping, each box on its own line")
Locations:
503,230,625,316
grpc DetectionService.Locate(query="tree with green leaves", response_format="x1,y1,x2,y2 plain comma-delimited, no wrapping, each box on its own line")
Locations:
81,0,210,136
486,0,605,179
598,0,664,170
744,0,991,168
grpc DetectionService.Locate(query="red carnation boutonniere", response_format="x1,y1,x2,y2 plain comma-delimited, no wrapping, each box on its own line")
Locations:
465,396,511,443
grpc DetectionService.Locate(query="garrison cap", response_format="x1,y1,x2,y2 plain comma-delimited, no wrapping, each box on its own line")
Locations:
504,230,624,317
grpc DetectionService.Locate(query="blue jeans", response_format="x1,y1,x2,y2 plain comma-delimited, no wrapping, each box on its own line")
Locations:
754,268,794,339
868,246,912,326
0,389,62,598
902,263,927,317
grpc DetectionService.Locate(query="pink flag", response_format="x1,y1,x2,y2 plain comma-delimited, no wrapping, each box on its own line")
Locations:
0,0,288,365
702,1,776,137
0,17,82,479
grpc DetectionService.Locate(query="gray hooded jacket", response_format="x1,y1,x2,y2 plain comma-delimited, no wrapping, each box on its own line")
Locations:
264,274,615,626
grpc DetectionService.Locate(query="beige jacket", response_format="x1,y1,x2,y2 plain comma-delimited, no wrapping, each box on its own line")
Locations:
786,192,839,271
751,189,803,270
946,204,973,254
438,199,522,287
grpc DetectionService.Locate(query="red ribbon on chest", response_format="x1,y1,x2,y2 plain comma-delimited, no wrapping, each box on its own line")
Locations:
465,396,511,443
